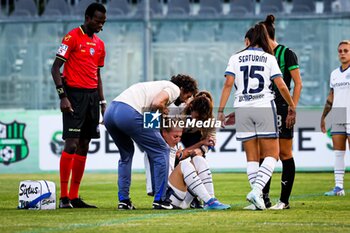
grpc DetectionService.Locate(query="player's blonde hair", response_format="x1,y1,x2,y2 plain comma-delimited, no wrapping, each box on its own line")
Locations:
338,40,350,47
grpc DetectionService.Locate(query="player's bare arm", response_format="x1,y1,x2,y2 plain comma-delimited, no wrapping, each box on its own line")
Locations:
274,76,296,128
218,75,234,127
320,89,334,133
274,77,296,110
290,68,303,107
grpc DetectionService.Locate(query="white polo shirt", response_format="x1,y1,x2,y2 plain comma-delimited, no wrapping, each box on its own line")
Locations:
114,80,180,114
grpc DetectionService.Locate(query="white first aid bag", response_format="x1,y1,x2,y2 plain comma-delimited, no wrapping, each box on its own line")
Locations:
18,180,56,210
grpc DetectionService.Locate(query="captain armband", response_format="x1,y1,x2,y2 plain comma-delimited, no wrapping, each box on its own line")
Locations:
56,85,67,99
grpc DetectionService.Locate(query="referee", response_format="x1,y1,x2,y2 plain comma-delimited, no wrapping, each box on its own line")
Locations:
51,3,107,208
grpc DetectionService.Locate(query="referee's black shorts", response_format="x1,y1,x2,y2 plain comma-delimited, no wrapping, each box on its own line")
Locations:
276,102,294,139
62,87,100,140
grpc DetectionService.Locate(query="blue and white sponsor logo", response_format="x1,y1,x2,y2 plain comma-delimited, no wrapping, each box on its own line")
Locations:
238,94,264,102
143,110,161,129
90,48,95,56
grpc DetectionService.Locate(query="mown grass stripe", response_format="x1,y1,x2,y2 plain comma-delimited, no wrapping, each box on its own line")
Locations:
19,210,201,233
19,189,350,233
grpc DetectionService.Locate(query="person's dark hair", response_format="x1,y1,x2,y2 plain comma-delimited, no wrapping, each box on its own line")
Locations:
195,90,213,102
170,74,198,95
245,27,254,42
260,14,275,40
185,90,213,121
249,24,273,54
85,3,106,18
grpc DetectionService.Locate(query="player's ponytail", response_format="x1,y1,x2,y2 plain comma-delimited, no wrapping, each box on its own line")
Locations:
245,27,254,44
265,14,275,25
250,24,273,55
260,14,276,40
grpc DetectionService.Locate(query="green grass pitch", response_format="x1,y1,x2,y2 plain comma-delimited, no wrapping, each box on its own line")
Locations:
0,172,349,233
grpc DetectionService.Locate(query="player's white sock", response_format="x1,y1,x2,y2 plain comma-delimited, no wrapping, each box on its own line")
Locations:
192,156,214,197
334,150,345,189
247,161,259,189
180,160,211,203
254,156,277,191
180,192,195,209
168,183,186,208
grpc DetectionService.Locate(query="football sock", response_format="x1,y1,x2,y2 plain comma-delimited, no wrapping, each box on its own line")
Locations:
181,192,195,209
59,151,74,198
280,157,295,204
334,150,345,189
247,161,259,189
254,156,277,191
260,159,272,196
69,154,87,200
167,183,186,208
181,160,211,203
192,156,214,197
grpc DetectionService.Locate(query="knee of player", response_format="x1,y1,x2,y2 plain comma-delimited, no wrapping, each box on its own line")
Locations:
63,140,79,154
77,143,90,154
191,155,208,170
179,160,196,175
279,151,293,160
192,155,206,163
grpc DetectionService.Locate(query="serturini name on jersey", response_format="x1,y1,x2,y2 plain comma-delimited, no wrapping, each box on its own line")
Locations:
238,54,267,63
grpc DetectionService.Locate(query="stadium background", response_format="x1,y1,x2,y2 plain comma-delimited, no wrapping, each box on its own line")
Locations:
0,0,349,173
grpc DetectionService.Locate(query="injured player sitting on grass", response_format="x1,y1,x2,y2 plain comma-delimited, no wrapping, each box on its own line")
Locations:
145,118,230,210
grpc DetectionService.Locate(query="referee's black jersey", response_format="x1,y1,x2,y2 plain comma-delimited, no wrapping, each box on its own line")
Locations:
273,44,299,105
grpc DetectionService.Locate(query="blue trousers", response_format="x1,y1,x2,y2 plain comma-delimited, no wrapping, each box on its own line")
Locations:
104,101,169,202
